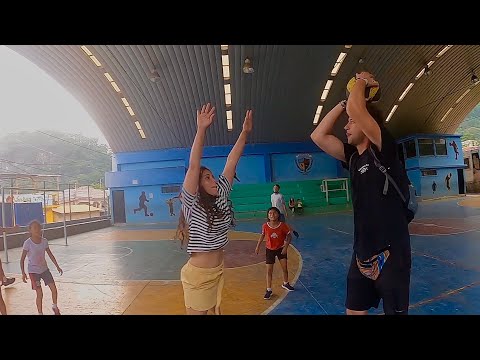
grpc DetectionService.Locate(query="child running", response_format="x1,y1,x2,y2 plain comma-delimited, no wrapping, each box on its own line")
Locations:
255,207,294,300
20,220,63,315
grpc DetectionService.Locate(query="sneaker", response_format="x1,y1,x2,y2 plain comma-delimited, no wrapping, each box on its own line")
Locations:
52,305,61,315
282,283,295,291
263,290,273,300
1,277,15,287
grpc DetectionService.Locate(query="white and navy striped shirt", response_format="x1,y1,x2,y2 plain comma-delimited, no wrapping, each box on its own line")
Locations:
181,174,233,254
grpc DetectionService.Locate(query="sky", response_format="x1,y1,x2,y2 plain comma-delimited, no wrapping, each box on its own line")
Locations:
0,46,108,145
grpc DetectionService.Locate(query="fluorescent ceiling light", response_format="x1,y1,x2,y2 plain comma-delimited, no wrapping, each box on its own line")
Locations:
331,52,347,76
222,65,230,79
415,68,425,80
398,83,414,101
90,56,102,67
81,46,92,56
104,72,114,82
110,82,121,92
385,105,399,123
455,89,471,104
221,55,229,66
436,45,453,58
440,108,453,122
320,80,334,101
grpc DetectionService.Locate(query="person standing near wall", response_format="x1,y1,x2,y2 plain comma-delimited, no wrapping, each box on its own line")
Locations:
271,184,299,238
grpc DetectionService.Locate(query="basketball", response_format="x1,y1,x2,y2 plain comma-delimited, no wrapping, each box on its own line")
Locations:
150,212,153,216
346,77,381,103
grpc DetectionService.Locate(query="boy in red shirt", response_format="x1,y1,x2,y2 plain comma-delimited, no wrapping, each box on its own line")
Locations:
255,207,294,300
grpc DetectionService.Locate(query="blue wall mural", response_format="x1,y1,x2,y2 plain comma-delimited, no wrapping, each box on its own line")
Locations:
107,140,345,223
271,152,338,182
124,185,182,223
398,134,466,199
107,134,469,223
418,168,462,198
400,134,464,169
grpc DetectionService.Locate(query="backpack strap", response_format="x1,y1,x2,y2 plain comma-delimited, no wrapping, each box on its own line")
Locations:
348,152,356,181
368,147,407,203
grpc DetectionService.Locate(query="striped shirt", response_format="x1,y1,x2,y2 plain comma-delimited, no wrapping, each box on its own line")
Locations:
181,174,233,254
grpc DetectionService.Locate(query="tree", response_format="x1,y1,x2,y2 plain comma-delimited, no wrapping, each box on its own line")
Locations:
0,130,111,187
457,104,480,142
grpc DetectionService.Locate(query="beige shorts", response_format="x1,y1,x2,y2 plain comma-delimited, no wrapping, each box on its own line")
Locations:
180,260,224,314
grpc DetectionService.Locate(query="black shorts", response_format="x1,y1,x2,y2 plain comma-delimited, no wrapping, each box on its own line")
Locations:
29,269,55,290
266,247,287,265
278,213,286,223
345,251,411,314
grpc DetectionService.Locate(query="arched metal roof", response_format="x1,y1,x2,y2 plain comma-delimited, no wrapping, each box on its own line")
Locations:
7,45,480,152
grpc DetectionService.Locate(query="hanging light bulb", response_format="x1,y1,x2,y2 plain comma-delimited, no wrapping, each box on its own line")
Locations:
243,57,254,74
471,73,479,85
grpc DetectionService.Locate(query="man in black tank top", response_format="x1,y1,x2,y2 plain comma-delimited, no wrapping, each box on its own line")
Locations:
310,71,411,315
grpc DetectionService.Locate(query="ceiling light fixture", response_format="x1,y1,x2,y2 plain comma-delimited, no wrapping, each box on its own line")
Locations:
243,57,254,74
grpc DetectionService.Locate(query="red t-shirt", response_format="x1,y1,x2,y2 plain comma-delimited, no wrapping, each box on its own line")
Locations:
262,222,291,250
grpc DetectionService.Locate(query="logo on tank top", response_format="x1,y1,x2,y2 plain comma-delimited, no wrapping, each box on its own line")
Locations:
271,232,279,238
358,163,369,174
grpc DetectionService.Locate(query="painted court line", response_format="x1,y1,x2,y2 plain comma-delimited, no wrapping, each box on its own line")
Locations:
412,249,480,272
328,227,351,235
411,228,480,237
262,244,303,315
408,281,480,310
296,278,329,315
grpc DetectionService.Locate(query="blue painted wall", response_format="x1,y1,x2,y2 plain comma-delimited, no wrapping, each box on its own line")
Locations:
107,140,346,223
120,160,185,171
271,152,338,182
399,134,464,169
106,167,185,188
107,134,469,223
107,140,338,190
14,203,44,226
407,170,422,196
200,155,266,184
124,185,182,223
419,168,462,198
0,204,13,227
398,134,466,199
